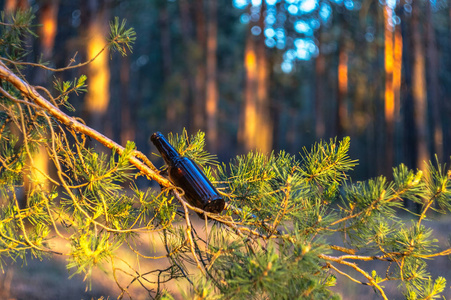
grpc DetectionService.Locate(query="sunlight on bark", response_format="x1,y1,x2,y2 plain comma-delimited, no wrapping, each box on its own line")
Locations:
338,51,348,95
40,1,58,58
206,0,218,151
241,39,258,150
384,7,395,124
411,2,429,170
3,0,28,13
393,24,402,118
85,22,110,115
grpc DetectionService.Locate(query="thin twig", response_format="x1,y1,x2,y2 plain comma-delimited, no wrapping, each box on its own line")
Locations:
319,254,389,300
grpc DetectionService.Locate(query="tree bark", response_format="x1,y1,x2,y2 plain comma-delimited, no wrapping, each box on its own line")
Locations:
193,0,206,131
255,4,272,153
159,1,172,79
83,0,110,134
120,56,134,146
426,0,442,161
393,19,403,121
400,5,415,170
239,4,272,153
336,42,348,138
39,0,59,60
411,0,429,170
205,0,219,152
315,28,326,140
3,0,28,13
384,6,395,176
239,31,258,150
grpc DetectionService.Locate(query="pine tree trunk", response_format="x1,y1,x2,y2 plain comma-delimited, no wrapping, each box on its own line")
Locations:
193,0,206,131
411,0,429,170
315,28,326,140
384,6,395,176
39,0,59,60
336,43,348,138
3,0,28,13
177,0,193,130
83,0,110,133
239,31,258,151
35,0,59,192
426,1,442,161
159,1,172,79
239,4,272,153
158,0,175,130
120,56,134,146
255,4,272,153
205,0,218,152
393,20,403,120
400,6,415,170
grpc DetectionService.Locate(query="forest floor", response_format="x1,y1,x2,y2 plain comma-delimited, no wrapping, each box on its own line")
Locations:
1,213,451,300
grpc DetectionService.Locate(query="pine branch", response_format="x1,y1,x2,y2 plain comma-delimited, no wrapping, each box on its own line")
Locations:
319,254,389,300
0,17,135,72
0,60,170,188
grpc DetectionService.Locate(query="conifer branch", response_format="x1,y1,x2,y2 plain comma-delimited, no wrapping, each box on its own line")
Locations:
0,60,170,188
326,262,367,285
319,254,389,300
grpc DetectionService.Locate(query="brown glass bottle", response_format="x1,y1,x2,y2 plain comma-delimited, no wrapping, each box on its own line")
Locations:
151,132,225,214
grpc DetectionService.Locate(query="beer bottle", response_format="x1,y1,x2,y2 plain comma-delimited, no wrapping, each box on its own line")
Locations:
151,132,225,214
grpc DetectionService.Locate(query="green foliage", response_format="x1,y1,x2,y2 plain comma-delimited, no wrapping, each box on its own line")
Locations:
298,136,357,185
209,236,339,300
0,8,36,60
108,17,136,56
53,75,87,111
405,276,447,300
68,231,118,280
424,158,451,213
167,128,218,167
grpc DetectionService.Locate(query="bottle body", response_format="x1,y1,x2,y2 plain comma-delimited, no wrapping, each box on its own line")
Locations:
151,132,225,213
168,157,224,213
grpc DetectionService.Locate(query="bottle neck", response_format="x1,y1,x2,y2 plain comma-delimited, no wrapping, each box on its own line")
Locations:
151,132,180,165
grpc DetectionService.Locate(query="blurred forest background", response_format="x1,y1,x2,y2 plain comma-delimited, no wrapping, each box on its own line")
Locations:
2,0,451,180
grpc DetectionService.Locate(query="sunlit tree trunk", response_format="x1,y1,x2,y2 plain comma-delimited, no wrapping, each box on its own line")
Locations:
205,0,218,151
239,4,272,153
120,56,134,146
393,20,402,119
178,0,205,132
159,1,172,78
411,1,429,170
84,0,110,133
255,3,272,153
384,6,395,175
39,0,59,59
158,0,175,132
240,32,258,150
3,0,28,13
5,0,54,205
315,28,326,140
426,0,442,161
336,43,348,138
34,0,59,192
177,0,192,129
193,0,206,131
400,6,415,171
